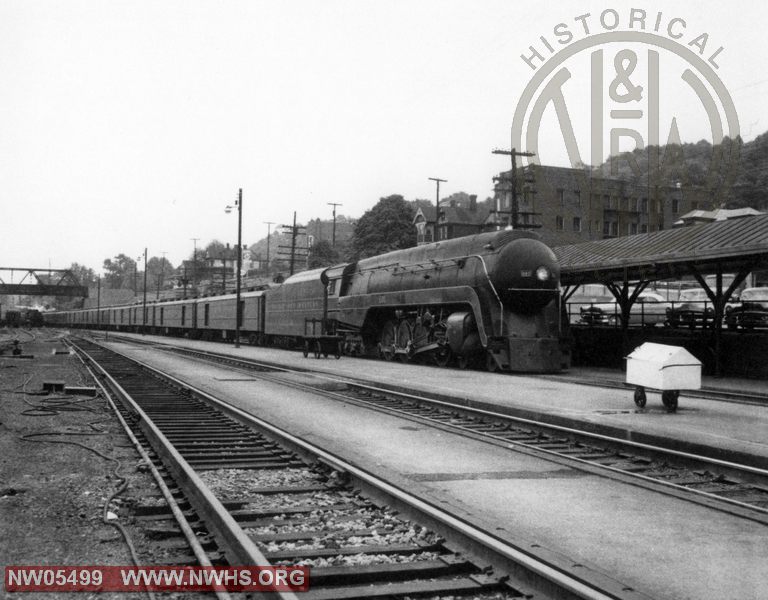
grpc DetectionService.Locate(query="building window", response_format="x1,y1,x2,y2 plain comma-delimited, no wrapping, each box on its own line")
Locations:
160,307,164,325
573,216,581,231
629,222,638,235
204,303,210,326
640,223,648,233
603,221,610,235
640,197,648,213
611,222,618,236
557,188,565,205
556,215,564,230
672,198,680,214
574,190,581,205
182,305,186,326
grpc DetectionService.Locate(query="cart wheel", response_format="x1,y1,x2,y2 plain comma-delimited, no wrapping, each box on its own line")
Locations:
633,387,647,408
303,340,310,358
314,340,322,359
661,390,679,412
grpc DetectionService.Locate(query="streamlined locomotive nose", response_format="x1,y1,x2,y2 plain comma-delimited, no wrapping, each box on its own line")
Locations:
492,238,560,314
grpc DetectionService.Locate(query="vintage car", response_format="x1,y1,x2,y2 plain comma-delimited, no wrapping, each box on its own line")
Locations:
666,289,716,328
725,287,768,330
578,291,669,327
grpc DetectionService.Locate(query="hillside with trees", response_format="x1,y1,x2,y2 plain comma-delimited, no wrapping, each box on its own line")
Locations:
593,132,768,211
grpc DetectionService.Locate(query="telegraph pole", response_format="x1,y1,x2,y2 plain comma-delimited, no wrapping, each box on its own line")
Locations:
327,203,342,247
141,247,148,335
278,213,307,276
157,251,167,299
428,177,447,241
492,135,535,229
190,238,199,294
235,189,243,348
263,221,275,277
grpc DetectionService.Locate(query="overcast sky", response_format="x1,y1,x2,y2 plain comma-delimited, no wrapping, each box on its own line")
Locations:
2,0,766,273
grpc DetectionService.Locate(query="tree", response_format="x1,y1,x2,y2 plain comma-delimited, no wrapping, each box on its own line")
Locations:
67,263,97,288
308,239,340,269
102,254,138,290
350,195,416,259
146,256,174,296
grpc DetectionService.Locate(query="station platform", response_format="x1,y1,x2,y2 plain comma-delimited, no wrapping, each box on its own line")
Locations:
101,334,768,600
566,365,768,401
91,332,768,468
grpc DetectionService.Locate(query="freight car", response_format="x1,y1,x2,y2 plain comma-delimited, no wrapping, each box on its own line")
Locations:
43,230,570,373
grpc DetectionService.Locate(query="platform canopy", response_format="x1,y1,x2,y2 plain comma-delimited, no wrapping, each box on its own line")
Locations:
554,213,768,287
553,214,768,376
0,268,89,297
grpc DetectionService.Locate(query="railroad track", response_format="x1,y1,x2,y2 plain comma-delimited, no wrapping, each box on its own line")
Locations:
107,338,768,526
90,331,768,407
69,336,641,600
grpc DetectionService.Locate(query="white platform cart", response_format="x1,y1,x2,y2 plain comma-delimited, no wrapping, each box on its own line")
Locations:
626,343,702,412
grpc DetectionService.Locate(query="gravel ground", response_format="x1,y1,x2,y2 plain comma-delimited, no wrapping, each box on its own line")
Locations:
0,331,197,600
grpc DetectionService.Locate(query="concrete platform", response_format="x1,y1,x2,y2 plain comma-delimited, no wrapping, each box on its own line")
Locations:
103,336,768,600
103,332,768,467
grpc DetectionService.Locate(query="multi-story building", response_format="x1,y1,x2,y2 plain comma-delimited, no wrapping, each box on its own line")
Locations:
492,165,716,243
414,165,717,246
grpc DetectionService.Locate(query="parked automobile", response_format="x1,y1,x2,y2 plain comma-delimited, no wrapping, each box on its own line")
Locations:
666,289,715,329
725,287,768,330
578,291,669,327
571,295,616,325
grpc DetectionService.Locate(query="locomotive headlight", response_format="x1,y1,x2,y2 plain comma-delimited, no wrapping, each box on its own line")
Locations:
535,266,550,281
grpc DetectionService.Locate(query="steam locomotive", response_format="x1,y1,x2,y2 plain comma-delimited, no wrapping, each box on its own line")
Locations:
44,230,570,372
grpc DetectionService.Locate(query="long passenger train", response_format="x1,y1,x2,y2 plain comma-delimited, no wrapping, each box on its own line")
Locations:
44,230,571,372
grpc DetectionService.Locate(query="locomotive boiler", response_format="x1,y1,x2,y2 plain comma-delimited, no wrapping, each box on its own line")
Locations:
327,229,570,372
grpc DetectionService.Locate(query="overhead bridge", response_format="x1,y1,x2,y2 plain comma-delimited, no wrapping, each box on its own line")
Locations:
0,268,89,297
552,213,768,375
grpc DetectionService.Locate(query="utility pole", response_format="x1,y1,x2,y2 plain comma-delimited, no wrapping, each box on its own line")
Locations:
141,247,148,335
235,189,243,348
327,203,342,247
492,133,535,229
278,212,307,276
263,221,275,277
428,177,447,242
226,190,243,348
157,251,167,299
190,238,199,295
96,276,101,331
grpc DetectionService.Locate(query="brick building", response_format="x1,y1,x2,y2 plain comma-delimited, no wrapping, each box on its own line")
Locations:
493,165,716,243
415,165,717,246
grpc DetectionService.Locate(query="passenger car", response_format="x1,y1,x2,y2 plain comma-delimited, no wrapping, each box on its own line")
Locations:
725,287,768,330
666,289,715,329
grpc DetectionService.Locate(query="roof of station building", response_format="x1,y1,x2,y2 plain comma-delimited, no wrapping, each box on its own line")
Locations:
553,213,768,285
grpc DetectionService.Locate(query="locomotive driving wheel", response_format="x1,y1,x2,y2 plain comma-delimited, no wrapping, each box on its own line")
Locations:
395,321,413,363
379,320,396,361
